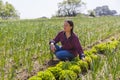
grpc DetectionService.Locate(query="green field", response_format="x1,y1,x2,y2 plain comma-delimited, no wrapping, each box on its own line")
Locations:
0,16,120,80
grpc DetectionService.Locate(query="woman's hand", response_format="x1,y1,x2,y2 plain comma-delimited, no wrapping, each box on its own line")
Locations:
79,54,85,60
81,57,85,61
50,43,56,52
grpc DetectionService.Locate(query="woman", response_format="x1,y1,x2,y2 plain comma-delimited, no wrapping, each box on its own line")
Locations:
49,20,85,61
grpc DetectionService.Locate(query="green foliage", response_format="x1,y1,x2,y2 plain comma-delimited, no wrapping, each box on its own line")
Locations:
84,50,93,56
77,60,88,72
37,71,55,80
94,43,108,54
84,56,92,64
56,62,64,68
90,47,97,54
89,54,99,61
47,67,62,79
59,70,77,80
56,61,72,70
108,40,119,48
84,48,97,56
69,65,81,75
71,57,80,62
0,0,19,20
28,76,42,80
88,10,96,17
94,40,119,54
1,16,120,80
57,0,85,17
28,37,120,80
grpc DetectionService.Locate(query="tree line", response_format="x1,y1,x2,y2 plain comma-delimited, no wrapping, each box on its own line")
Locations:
0,0,118,19
56,0,117,17
0,0,19,20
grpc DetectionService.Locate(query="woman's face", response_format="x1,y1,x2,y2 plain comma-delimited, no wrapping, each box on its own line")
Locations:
64,21,72,32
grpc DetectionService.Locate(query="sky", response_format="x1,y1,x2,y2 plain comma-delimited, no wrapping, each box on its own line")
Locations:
3,0,120,19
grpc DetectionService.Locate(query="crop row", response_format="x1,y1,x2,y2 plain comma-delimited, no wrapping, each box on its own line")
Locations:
29,37,120,80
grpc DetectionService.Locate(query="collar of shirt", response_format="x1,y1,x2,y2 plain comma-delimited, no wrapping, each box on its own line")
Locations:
63,31,74,40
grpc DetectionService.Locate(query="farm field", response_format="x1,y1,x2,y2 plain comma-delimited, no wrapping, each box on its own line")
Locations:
0,16,120,80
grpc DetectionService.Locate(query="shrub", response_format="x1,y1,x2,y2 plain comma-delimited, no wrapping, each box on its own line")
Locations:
94,40,119,54
37,70,55,80
56,61,72,70
47,66,62,79
72,57,80,62
84,50,93,56
69,65,81,75
90,47,97,54
59,70,77,80
94,43,107,54
106,40,119,53
77,60,88,72
84,56,92,64
110,40,119,48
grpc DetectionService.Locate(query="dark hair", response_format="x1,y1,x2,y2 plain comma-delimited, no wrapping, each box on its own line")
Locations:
65,20,74,33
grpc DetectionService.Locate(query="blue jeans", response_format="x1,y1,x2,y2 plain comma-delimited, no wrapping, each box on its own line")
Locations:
54,45,75,61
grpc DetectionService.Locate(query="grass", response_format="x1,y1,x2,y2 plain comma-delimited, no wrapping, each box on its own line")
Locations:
0,16,120,79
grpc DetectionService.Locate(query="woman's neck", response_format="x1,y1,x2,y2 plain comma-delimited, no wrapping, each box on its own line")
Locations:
65,31,71,39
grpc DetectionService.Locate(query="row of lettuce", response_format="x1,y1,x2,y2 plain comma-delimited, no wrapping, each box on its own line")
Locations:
29,37,120,80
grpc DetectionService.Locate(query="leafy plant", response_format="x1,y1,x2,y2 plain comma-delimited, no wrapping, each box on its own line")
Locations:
56,61,72,70
37,70,55,80
90,47,97,54
84,56,92,64
94,43,107,54
89,54,99,61
84,50,93,56
47,66,62,79
59,70,77,80
77,60,88,72
69,65,81,75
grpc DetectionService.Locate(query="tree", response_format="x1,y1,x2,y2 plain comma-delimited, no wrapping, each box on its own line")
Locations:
56,0,85,17
0,0,19,20
88,10,96,17
94,5,117,16
0,0,4,17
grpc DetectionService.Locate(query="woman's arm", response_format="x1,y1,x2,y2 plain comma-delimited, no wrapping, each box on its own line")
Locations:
49,31,62,44
49,31,62,52
73,36,85,59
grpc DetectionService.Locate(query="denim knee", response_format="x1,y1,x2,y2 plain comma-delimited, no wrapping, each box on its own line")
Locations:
55,50,75,61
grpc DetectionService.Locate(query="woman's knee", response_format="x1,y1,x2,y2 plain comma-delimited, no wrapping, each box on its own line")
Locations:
55,51,62,58
55,50,74,61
